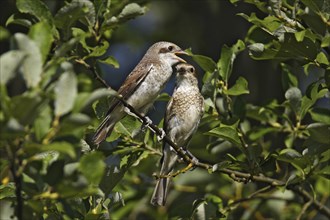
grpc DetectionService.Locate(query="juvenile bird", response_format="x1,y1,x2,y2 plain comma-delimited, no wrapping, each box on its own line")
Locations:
93,42,187,144
151,63,204,206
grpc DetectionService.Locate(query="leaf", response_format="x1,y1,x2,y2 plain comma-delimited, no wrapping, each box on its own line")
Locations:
28,21,54,63
285,87,302,113
218,39,245,82
6,14,33,28
97,56,120,68
33,104,52,141
281,63,298,90
14,33,43,88
0,183,15,199
226,76,249,96
54,62,78,116
79,151,105,185
16,0,54,27
102,3,146,29
186,48,217,73
115,115,142,137
316,51,329,65
0,50,26,85
309,108,330,125
11,93,44,126
307,123,330,144
26,142,76,158
54,0,96,29
83,40,109,59
206,124,241,147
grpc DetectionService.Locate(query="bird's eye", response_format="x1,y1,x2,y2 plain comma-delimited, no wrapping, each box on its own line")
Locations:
168,45,173,51
190,67,194,72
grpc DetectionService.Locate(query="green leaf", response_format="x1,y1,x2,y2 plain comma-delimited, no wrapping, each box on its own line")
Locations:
102,3,146,29
119,3,146,20
54,62,78,116
54,0,96,29
97,56,120,68
6,14,33,28
33,105,52,141
0,26,10,41
28,21,54,63
226,76,249,96
115,115,142,137
307,123,330,144
0,183,15,199
186,48,217,73
218,40,245,82
321,35,330,48
11,93,44,126
83,40,109,59
16,0,54,27
281,63,298,90
79,151,105,185
294,30,306,42
309,108,330,125
285,87,302,113
316,51,329,65
206,124,241,147
0,50,26,85
13,33,43,88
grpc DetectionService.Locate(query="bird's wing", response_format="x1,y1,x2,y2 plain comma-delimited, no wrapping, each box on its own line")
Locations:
105,63,154,115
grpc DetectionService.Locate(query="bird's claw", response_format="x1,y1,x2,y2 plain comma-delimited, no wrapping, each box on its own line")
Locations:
157,128,166,142
141,116,153,132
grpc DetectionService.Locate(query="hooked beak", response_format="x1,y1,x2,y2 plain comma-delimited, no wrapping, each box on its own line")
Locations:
173,50,188,63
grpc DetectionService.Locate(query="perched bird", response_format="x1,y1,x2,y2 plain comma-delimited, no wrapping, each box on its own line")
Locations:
151,63,204,206
93,42,187,144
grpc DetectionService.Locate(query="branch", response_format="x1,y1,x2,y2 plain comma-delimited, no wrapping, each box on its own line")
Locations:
79,60,330,218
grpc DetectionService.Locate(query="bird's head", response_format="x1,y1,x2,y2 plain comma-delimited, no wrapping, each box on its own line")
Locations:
148,42,188,66
175,63,198,85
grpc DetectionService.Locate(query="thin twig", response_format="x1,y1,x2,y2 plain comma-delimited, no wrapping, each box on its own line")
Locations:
79,60,330,219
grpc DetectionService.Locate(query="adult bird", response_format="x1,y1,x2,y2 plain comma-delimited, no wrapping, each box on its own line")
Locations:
93,42,187,144
151,63,204,206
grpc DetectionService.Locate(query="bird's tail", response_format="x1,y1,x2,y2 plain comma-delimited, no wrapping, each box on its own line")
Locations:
93,115,116,144
151,144,178,206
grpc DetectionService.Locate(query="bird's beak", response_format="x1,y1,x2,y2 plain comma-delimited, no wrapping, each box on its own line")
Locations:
174,50,188,63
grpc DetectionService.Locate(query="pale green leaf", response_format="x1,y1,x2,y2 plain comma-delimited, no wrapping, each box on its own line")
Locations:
14,33,43,88
0,50,26,85
28,21,54,63
54,62,78,116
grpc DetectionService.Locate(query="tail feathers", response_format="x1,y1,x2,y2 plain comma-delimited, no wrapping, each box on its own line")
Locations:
150,177,170,206
150,144,178,206
93,115,115,144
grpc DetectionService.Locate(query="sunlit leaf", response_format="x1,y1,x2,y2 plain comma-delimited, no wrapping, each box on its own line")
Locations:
0,50,26,85
98,56,120,68
54,62,78,116
226,76,249,96
14,33,43,88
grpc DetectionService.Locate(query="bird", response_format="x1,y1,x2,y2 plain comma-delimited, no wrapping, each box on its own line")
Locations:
151,63,204,206
93,41,188,144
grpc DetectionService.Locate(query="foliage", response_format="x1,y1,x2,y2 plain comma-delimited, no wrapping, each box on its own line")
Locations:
0,0,329,219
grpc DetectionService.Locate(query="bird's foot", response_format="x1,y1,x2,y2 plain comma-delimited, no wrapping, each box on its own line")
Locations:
141,116,153,132
157,128,166,142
